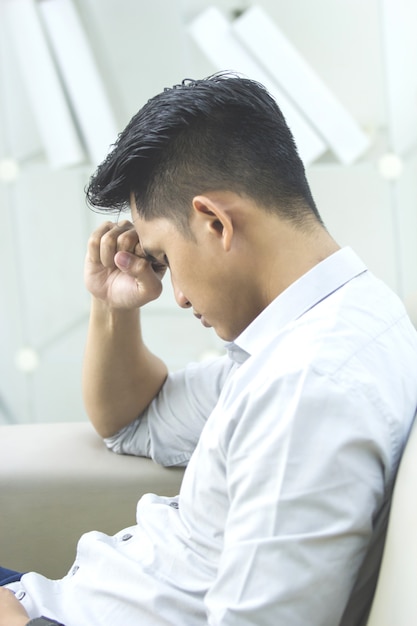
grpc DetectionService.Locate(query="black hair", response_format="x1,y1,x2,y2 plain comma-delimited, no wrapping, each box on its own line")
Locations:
86,72,323,234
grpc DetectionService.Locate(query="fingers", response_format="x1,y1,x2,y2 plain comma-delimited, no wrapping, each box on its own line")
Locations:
114,250,139,271
87,220,139,268
85,220,164,308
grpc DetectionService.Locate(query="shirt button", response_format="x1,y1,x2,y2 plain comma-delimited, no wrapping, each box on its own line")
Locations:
169,501,179,509
16,590,26,600
121,533,133,541
71,565,79,575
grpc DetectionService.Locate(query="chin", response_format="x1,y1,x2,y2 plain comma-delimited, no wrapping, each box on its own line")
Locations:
214,327,238,342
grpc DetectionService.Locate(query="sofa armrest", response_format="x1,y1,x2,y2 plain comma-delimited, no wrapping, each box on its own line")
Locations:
366,419,417,625
0,422,185,579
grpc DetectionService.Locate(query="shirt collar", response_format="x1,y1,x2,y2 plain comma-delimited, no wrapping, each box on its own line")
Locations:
225,247,367,364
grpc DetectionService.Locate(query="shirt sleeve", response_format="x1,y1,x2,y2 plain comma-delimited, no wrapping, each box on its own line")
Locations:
104,354,237,466
204,367,397,625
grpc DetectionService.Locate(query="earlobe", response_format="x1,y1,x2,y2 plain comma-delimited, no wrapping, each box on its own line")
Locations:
192,195,233,252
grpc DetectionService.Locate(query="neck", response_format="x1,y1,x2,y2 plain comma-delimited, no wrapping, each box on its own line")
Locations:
249,215,340,308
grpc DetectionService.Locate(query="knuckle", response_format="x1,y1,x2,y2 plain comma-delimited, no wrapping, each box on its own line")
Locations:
117,228,137,248
116,219,133,229
89,221,114,243
100,225,123,248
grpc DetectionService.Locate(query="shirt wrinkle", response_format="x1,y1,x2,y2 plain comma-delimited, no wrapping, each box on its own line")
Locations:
10,246,417,626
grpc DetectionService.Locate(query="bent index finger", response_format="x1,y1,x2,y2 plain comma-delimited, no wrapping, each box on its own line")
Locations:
86,221,117,265
98,221,135,268
116,224,140,254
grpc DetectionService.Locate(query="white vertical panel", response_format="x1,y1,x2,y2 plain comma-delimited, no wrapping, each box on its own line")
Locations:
394,154,417,298
188,6,326,165
0,183,30,423
33,324,89,423
39,0,118,166
0,11,42,162
12,162,91,349
3,0,84,168
379,0,417,154
233,6,370,165
307,162,398,291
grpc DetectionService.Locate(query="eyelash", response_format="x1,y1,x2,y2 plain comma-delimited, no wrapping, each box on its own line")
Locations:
151,255,169,273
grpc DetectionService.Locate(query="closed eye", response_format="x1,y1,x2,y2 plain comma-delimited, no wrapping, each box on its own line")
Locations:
151,260,168,274
140,251,169,275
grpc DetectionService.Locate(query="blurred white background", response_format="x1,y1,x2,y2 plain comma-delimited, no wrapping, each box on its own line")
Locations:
0,0,416,424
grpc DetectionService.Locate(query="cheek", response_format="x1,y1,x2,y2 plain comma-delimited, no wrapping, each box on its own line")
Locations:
176,257,201,284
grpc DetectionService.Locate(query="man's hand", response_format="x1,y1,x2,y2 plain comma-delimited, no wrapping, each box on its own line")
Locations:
85,220,166,310
0,588,30,626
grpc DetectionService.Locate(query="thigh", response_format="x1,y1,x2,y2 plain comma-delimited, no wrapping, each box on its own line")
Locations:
0,567,23,585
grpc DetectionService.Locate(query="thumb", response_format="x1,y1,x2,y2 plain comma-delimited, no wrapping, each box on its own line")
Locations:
114,250,140,272
114,249,163,302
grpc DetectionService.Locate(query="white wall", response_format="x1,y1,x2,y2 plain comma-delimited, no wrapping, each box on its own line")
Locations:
0,0,415,424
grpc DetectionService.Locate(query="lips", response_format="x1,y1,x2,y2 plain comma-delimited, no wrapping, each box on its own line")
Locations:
193,312,212,328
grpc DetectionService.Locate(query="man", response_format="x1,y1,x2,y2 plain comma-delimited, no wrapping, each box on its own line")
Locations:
2,73,417,625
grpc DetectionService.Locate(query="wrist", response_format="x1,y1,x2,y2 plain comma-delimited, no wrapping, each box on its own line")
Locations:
90,296,141,328
91,294,139,314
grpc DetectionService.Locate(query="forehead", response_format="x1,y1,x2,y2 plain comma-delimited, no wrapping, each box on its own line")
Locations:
133,215,171,244
129,191,195,239
130,211,185,262
129,193,194,249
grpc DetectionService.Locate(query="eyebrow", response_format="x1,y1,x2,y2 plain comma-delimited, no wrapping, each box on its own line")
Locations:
140,248,166,265
136,233,162,263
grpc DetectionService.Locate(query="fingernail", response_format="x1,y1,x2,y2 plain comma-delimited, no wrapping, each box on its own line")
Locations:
115,251,131,269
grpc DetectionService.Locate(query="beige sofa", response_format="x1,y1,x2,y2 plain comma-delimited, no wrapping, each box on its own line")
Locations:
366,417,417,625
0,422,184,579
1,416,416,624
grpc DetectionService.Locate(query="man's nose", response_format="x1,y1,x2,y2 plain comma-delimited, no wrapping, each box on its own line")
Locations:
173,285,191,309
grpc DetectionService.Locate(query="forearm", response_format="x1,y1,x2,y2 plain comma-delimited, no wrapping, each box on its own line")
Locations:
83,297,168,438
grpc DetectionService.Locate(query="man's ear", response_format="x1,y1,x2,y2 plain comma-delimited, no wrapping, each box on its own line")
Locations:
191,194,234,252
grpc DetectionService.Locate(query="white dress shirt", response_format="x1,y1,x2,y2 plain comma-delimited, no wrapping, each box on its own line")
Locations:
8,248,417,625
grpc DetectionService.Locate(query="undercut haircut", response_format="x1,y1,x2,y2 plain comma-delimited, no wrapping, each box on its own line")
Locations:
86,72,323,235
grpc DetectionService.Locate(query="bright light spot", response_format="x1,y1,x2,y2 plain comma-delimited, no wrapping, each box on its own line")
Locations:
15,347,40,373
378,153,403,180
0,158,20,182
